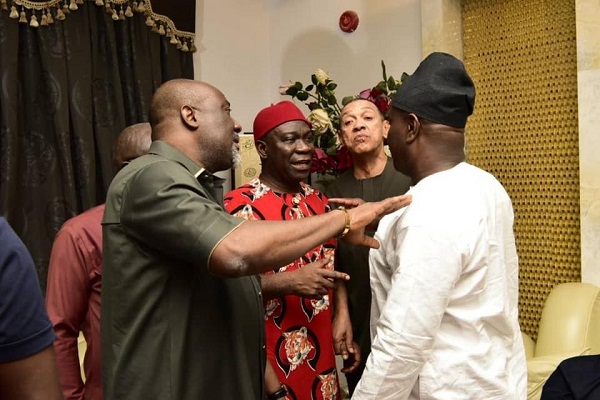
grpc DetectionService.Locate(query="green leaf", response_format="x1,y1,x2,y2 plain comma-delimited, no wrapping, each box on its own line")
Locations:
327,95,337,105
294,81,303,90
286,86,299,96
387,76,396,90
341,96,355,106
381,60,388,82
311,74,318,85
305,84,314,92
296,91,309,101
327,82,337,91
325,144,337,156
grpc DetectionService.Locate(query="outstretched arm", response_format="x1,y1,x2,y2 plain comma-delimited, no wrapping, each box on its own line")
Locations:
210,195,411,277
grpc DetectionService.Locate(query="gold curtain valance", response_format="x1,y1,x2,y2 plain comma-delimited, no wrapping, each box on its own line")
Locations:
2,0,196,52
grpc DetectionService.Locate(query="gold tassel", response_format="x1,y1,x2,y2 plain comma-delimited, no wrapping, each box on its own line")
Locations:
19,10,27,23
170,35,178,45
69,0,78,11
133,1,138,11
105,2,111,12
125,5,133,17
1,0,8,12
111,9,119,20
76,0,84,4
9,5,18,18
166,27,172,37
118,9,125,20
29,14,39,28
137,1,145,13
190,41,197,53
46,10,54,24
40,13,48,26
95,0,104,6
56,8,66,20
181,41,189,52
144,16,154,26
176,38,183,49
157,25,165,35
62,4,70,14
151,24,158,33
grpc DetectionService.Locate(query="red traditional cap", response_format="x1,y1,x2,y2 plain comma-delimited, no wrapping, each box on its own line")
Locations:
252,101,311,141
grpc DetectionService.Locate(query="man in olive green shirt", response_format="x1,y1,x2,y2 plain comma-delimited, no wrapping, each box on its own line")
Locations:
101,79,411,399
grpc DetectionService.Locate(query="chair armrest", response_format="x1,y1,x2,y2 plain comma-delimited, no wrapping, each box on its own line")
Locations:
526,348,591,400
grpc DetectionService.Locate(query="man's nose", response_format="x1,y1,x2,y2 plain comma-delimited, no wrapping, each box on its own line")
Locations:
233,118,242,133
296,139,313,152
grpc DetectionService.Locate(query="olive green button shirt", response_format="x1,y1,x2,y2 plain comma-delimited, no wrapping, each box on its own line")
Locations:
102,141,265,400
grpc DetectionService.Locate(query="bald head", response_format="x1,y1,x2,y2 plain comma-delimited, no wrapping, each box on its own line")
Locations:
342,98,386,120
147,79,242,172
149,79,222,140
113,122,152,171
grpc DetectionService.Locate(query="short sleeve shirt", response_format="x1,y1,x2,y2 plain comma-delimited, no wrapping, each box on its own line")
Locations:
0,217,55,363
101,141,265,400
225,179,340,400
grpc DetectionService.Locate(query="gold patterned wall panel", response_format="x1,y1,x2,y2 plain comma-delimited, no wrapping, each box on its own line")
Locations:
463,0,580,339
234,134,262,188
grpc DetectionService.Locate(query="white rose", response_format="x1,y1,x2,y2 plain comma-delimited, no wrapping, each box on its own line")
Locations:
315,69,329,85
308,109,333,135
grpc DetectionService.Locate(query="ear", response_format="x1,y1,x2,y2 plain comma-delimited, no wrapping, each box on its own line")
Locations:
180,105,199,129
255,139,268,159
382,119,390,139
405,113,420,144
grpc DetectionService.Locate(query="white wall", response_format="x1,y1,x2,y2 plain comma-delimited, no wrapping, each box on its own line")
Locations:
194,0,422,191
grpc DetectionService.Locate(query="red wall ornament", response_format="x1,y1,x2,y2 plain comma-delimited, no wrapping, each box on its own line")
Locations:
339,10,359,33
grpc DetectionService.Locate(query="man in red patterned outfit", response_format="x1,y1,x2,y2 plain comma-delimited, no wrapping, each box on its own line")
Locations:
224,101,360,400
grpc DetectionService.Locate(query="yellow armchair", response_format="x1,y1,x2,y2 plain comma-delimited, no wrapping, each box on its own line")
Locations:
523,282,600,400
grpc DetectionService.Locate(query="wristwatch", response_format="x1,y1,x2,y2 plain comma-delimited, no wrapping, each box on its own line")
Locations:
266,384,288,400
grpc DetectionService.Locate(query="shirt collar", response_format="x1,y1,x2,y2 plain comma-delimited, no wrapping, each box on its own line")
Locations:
148,140,226,203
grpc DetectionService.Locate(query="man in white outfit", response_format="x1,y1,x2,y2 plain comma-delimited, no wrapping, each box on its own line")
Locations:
352,52,527,400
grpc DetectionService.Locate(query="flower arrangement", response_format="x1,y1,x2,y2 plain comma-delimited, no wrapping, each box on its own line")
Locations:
280,61,409,176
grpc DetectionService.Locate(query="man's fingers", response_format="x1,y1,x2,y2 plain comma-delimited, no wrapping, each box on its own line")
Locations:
306,257,331,268
321,270,349,281
328,197,365,208
336,340,349,360
345,335,354,354
381,194,412,214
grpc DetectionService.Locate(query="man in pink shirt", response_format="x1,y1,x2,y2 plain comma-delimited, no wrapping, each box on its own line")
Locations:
45,122,151,400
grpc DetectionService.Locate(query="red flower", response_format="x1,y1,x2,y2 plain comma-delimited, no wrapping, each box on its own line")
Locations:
311,147,353,175
311,148,336,174
373,96,390,114
358,88,373,100
358,88,390,115
335,145,354,171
